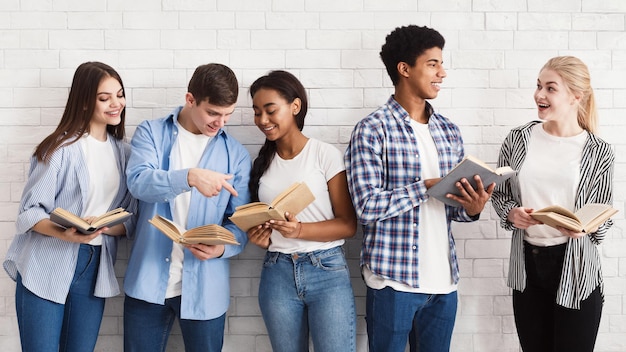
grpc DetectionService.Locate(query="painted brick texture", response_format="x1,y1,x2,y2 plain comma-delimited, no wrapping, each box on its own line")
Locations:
1,1,625,351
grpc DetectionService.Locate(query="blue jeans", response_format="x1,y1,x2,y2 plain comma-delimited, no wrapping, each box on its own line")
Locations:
124,295,225,352
15,244,104,352
366,286,458,352
258,246,356,352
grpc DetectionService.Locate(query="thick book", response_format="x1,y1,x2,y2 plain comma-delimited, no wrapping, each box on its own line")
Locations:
148,214,240,245
229,182,315,231
426,155,516,207
50,207,132,235
530,203,618,233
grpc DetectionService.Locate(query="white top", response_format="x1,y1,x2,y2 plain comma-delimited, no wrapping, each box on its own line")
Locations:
79,134,119,246
259,138,345,253
363,119,456,294
165,117,211,298
519,124,586,246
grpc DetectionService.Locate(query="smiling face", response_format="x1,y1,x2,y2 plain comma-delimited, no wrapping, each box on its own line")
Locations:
534,68,580,123
90,75,125,139
400,46,446,100
180,92,236,136
252,88,300,142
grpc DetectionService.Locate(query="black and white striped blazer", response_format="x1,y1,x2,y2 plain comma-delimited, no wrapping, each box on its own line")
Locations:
491,121,614,309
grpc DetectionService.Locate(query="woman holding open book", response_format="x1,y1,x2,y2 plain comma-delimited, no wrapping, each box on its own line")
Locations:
247,70,358,352
3,62,135,351
491,56,614,352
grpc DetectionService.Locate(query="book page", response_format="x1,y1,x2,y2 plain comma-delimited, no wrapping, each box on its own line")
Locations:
233,202,270,213
51,208,91,229
575,204,617,232
148,215,184,243
184,224,239,245
92,207,125,223
91,209,131,228
535,205,578,220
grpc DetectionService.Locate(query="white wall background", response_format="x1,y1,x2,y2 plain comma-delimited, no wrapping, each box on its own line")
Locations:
1,0,625,351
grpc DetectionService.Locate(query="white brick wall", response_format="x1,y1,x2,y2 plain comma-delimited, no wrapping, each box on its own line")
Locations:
1,1,625,351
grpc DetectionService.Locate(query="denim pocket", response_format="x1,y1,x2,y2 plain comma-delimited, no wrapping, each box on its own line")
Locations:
314,251,348,272
262,251,279,268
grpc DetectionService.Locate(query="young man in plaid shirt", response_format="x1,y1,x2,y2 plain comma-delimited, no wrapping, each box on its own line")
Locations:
344,25,494,352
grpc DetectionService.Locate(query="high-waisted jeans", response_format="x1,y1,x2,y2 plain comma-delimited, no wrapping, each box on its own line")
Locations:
258,246,356,352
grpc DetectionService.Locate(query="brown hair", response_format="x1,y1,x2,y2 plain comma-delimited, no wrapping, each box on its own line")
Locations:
34,62,126,162
187,63,239,106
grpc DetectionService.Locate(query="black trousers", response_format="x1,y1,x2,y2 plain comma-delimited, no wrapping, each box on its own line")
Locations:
513,241,602,352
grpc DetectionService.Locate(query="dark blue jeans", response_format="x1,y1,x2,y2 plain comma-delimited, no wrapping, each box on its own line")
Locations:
366,286,458,352
514,242,602,352
124,295,225,352
15,244,104,352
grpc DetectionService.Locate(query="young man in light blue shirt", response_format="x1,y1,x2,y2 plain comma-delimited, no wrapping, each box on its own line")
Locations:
124,63,251,352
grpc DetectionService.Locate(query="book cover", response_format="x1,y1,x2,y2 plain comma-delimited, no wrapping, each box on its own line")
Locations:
530,203,618,233
229,182,315,231
426,155,516,207
148,214,240,245
50,207,132,235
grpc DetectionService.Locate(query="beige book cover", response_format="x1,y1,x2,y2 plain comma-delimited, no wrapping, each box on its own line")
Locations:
229,182,315,231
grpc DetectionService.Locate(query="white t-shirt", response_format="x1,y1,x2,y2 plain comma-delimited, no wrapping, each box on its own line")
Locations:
519,124,586,246
79,134,119,246
165,118,211,298
259,138,345,254
363,119,456,294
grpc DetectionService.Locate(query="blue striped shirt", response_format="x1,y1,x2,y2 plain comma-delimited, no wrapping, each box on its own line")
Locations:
3,135,136,304
344,96,477,288
124,107,251,320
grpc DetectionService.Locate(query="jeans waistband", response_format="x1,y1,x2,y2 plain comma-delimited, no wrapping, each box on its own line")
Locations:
268,245,344,262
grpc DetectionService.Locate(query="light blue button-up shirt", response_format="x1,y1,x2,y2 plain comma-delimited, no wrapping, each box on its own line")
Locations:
124,107,251,320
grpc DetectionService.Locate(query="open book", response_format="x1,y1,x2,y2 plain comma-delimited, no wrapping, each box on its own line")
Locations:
426,155,516,207
530,203,618,233
50,207,132,235
229,182,315,231
148,214,240,245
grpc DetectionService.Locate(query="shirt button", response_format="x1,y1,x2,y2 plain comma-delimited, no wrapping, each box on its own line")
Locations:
412,245,417,250
415,177,419,181
413,223,417,227
165,258,170,262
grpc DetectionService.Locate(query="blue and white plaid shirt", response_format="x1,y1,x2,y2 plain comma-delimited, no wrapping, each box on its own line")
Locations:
344,95,477,288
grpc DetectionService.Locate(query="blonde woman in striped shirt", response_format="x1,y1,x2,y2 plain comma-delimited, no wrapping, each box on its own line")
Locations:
3,62,135,351
492,56,613,352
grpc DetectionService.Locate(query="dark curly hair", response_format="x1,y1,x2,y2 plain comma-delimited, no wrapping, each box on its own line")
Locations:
380,25,445,86
248,70,308,201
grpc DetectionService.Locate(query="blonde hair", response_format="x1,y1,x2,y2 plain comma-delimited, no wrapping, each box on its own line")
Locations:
541,56,597,133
